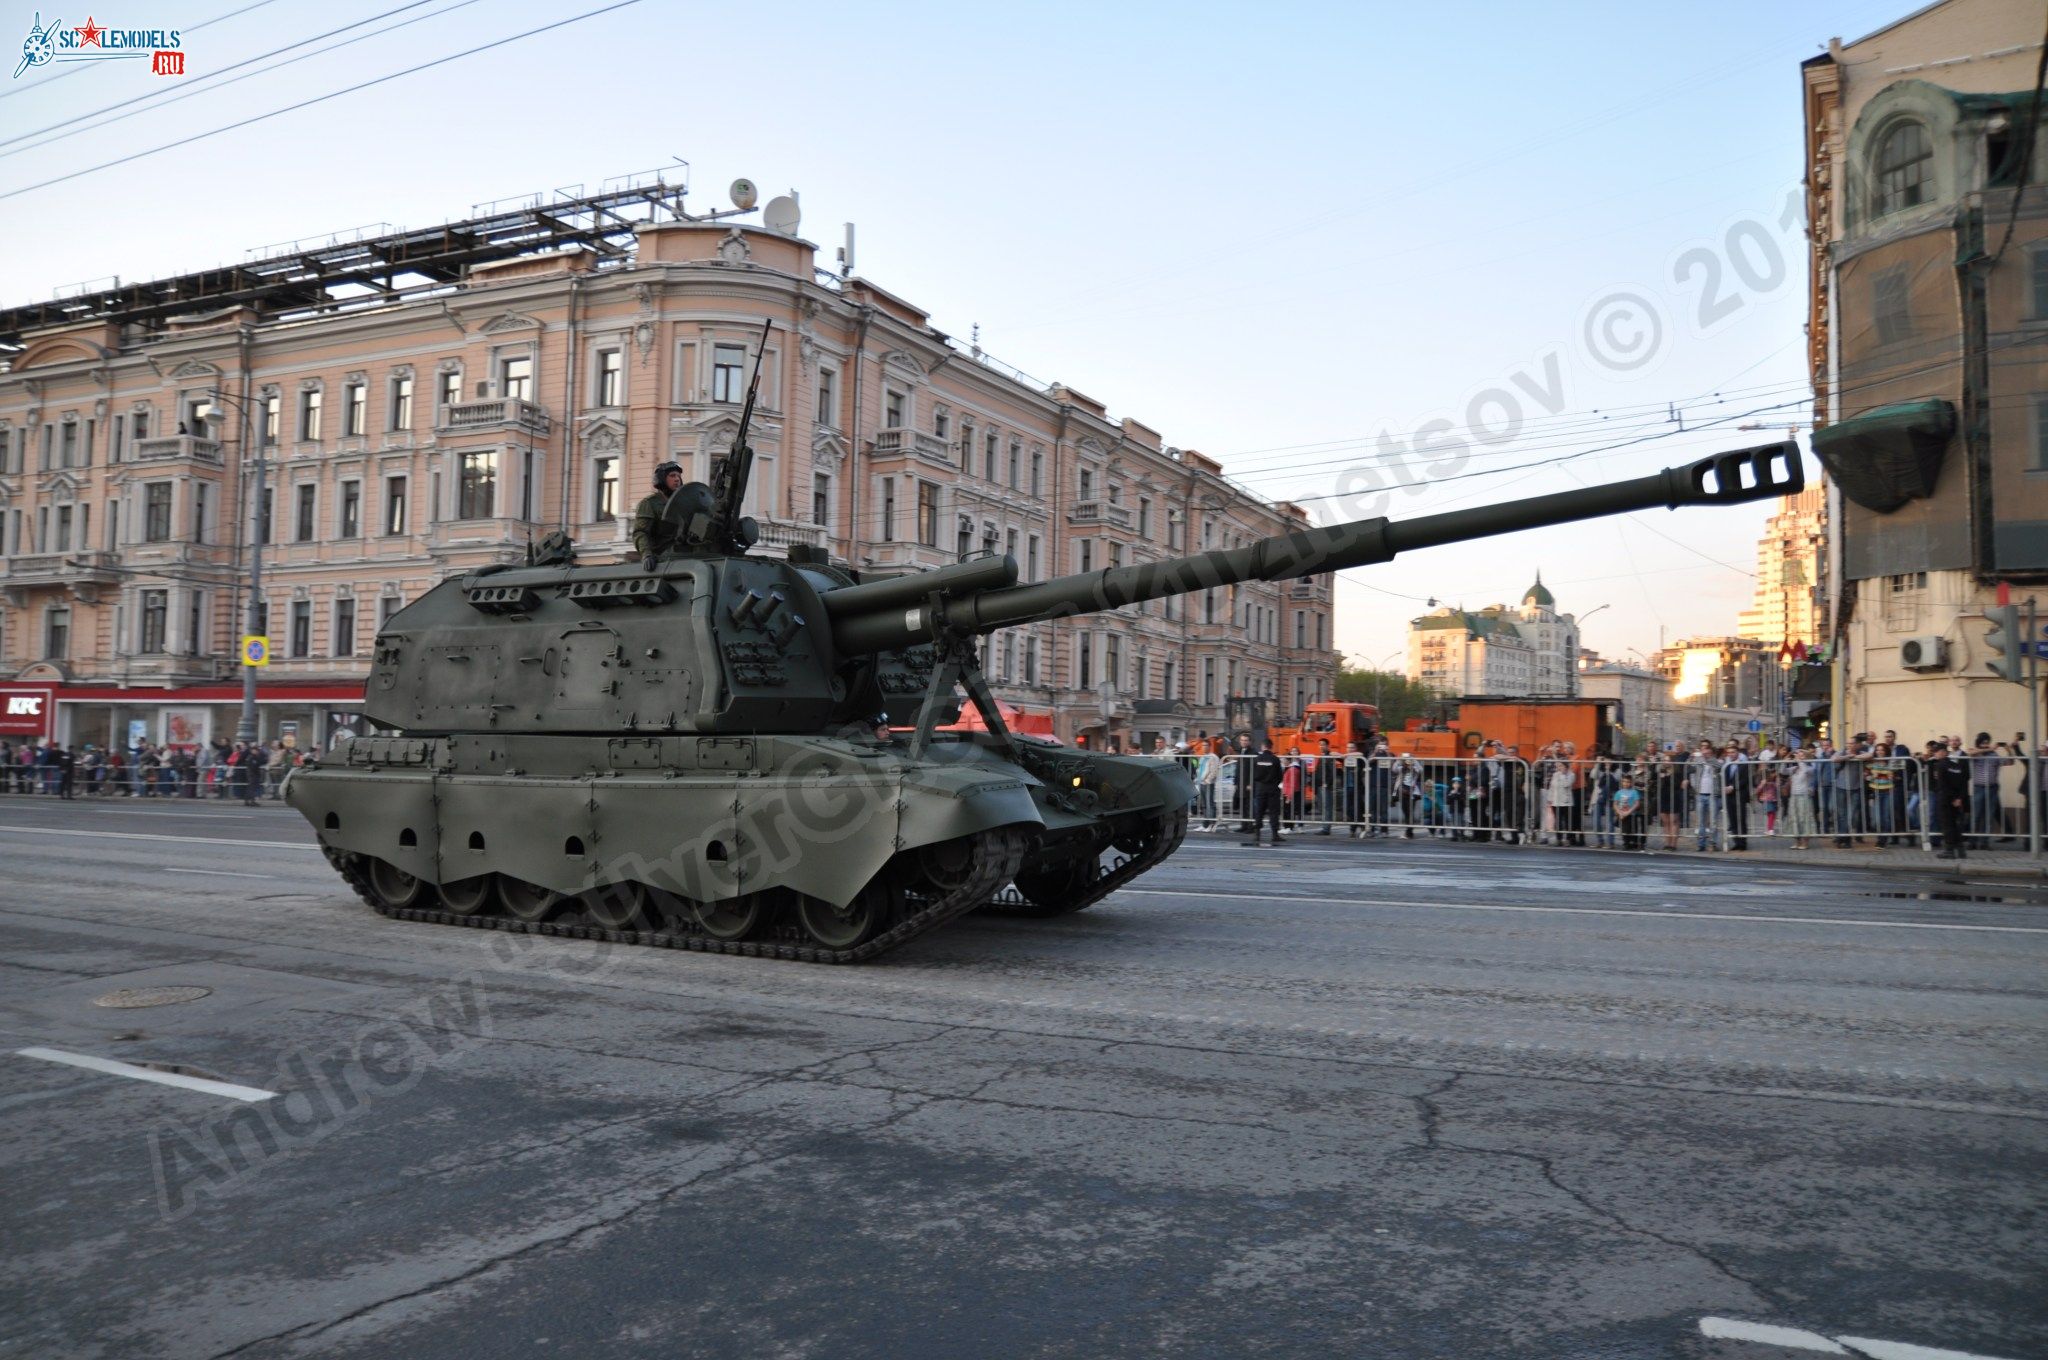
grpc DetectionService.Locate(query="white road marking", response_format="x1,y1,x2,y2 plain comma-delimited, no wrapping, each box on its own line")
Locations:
165,868,278,880
1699,1317,1848,1352
1123,889,2048,935
0,825,314,851
15,1047,275,1102
1699,1317,2019,1360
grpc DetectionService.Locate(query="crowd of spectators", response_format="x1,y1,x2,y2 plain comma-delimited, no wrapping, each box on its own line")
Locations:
1177,730,2040,859
0,737,306,805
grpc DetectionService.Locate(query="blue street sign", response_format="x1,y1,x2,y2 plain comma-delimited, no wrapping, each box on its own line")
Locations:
2026,641,2048,659
1746,718,1762,733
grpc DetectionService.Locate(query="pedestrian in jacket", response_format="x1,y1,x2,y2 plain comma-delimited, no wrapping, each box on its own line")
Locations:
1248,741,1285,846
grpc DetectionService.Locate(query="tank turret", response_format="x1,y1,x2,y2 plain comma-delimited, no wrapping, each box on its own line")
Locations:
288,376,1802,961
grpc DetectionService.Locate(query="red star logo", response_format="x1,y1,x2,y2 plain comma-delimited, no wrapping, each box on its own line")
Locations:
76,17,104,47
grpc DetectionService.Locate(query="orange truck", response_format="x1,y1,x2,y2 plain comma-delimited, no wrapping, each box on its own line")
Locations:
1381,696,1620,759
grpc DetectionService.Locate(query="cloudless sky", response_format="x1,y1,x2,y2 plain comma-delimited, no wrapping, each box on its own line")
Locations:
0,0,1912,667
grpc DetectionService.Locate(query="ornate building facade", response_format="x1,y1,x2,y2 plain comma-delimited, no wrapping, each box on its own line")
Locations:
1406,576,1581,698
0,186,1335,752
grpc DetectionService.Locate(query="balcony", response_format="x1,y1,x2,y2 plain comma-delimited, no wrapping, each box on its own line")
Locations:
870,428,954,467
1289,578,1329,601
1067,499,1133,529
132,435,224,465
756,519,825,552
438,399,552,437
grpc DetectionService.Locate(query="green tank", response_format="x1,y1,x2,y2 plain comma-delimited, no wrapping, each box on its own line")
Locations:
286,337,1803,961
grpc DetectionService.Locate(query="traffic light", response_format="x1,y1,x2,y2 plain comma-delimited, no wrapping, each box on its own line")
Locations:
1985,603,2025,683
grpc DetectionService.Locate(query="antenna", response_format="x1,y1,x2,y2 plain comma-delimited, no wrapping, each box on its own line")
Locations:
763,193,801,235
836,222,856,276
729,178,758,211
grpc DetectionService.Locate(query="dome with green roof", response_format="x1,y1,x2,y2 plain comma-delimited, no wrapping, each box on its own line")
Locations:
1522,572,1554,609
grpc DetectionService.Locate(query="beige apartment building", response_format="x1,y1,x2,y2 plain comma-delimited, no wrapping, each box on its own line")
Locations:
1735,484,1828,649
1802,0,2048,741
0,179,1335,753
1406,576,1580,699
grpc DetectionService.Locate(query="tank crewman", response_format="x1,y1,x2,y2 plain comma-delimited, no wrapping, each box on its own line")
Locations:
632,462,687,570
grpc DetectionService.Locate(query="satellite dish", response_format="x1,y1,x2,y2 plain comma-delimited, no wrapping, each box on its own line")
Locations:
729,178,758,211
763,194,801,235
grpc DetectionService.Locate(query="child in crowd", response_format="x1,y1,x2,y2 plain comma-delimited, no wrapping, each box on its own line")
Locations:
1754,767,1781,836
1613,774,1646,852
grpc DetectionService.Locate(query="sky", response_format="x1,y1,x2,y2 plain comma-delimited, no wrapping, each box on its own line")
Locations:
0,0,1915,669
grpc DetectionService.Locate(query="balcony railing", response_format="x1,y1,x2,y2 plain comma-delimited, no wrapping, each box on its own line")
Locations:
756,519,825,551
870,428,954,466
3,550,121,582
438,399,553,437
132,435,224,465
1068,499,1133,529
1289,579,1329,600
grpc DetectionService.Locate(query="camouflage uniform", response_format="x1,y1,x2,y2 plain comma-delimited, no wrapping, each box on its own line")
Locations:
631,491,678,559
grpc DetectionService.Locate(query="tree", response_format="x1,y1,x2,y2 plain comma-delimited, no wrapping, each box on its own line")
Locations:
1334,667,1443,730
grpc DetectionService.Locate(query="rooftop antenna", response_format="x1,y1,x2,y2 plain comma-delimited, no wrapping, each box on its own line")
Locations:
971,323,981,360
836,223,856,277
763,192,801,236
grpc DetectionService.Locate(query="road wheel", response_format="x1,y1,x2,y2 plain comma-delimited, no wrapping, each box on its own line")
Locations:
496,877,561,923
796,881,892,950
1010,857,1098,917
579,882,647,931
365,858,426,910
693,893,764,942
439,874,495,917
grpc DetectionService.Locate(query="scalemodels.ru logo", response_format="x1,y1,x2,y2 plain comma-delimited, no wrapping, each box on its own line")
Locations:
15,13,187,79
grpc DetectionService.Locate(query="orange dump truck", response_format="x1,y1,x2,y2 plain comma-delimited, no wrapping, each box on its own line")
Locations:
1382,696,1621,759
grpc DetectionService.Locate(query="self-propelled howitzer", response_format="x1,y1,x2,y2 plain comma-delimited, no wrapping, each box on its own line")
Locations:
287,439,1801,962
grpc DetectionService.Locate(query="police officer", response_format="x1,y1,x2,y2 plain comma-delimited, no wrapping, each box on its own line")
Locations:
1249,740,1285,846
1930,739,1971,860
632,462,686,570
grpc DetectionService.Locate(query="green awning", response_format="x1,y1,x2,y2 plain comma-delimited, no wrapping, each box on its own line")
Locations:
1810,398,1955,513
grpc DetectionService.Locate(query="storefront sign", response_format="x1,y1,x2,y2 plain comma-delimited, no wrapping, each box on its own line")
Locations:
0,685,54,738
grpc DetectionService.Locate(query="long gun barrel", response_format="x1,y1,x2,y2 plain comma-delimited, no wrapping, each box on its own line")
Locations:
827,440,1801,655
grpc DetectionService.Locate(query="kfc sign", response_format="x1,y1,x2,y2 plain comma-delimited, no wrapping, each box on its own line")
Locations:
0,686,53,737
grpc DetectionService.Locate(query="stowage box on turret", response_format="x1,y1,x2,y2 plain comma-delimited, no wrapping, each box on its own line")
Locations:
286,333,1803,962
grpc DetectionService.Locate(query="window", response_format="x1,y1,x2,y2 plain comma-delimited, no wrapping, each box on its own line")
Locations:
144,483,173,542
1108,543,1123,570
984,431,998,481
500,355,533,402
1008,440,1020,489
1874,121,1931,217
712,345,745,403
817,368,837,427
594,457,618,522
884,388,905,429
1138,497,1152,539
39,426,51,469
390,376,413,431
299,389,322,441
933,409,949,442
1104,635,1121,692
47,606,70,659
187,591,202,657
1163,660,1176,700
1874,266,1912,345
293,484,316,542
1295,611,1307,648
916,481,939,546
140,590,167,654
459,452,497,519
108,415,123,463
881,477,897,542
1078,468,1094,500
1023,635,1039,685
1027,534,1040,580
1135,655,1148,698
379,595,404,627
1030,450,1043,497
1079,540,1093,573
1006,528,1019,562
132,410,148,443
439,370,462,411
1316,615,1325,650
191,485,208,543
343,382,366,436
1077,632,1093,690
261,394,280,446
339,481,361,539
54,505,71,552
334,597,356,658
595,348,622,407
812,473,830,529
290,600,311,659
385,476,408,535
1887,571,1929,592
60,422,77,467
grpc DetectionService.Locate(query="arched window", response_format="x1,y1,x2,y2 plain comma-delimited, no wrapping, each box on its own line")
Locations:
1874,121,1931,217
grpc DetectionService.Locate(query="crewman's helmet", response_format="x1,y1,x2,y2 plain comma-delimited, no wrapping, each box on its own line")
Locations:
653,460,683,489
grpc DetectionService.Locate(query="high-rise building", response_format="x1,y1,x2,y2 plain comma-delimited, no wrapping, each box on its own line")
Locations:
0,180,1336,752
1736,484,1828,647
1802,0,2047,740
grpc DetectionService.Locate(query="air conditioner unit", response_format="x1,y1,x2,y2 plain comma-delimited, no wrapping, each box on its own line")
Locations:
1900,635,1948,671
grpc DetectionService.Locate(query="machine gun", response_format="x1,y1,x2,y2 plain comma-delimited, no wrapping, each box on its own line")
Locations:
676,316,774,555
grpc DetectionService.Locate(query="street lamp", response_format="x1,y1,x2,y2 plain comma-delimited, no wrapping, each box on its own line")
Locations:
200,391,264,746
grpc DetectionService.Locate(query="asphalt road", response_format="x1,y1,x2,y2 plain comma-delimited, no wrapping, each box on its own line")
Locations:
0,794,2043,1360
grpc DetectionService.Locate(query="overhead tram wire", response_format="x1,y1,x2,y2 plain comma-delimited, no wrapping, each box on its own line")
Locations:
0,0,647,202
0,0,286,101
0,0,468,159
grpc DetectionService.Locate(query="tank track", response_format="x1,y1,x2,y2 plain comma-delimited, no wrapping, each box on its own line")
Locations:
323,825,1032,965
985,807,1188,918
